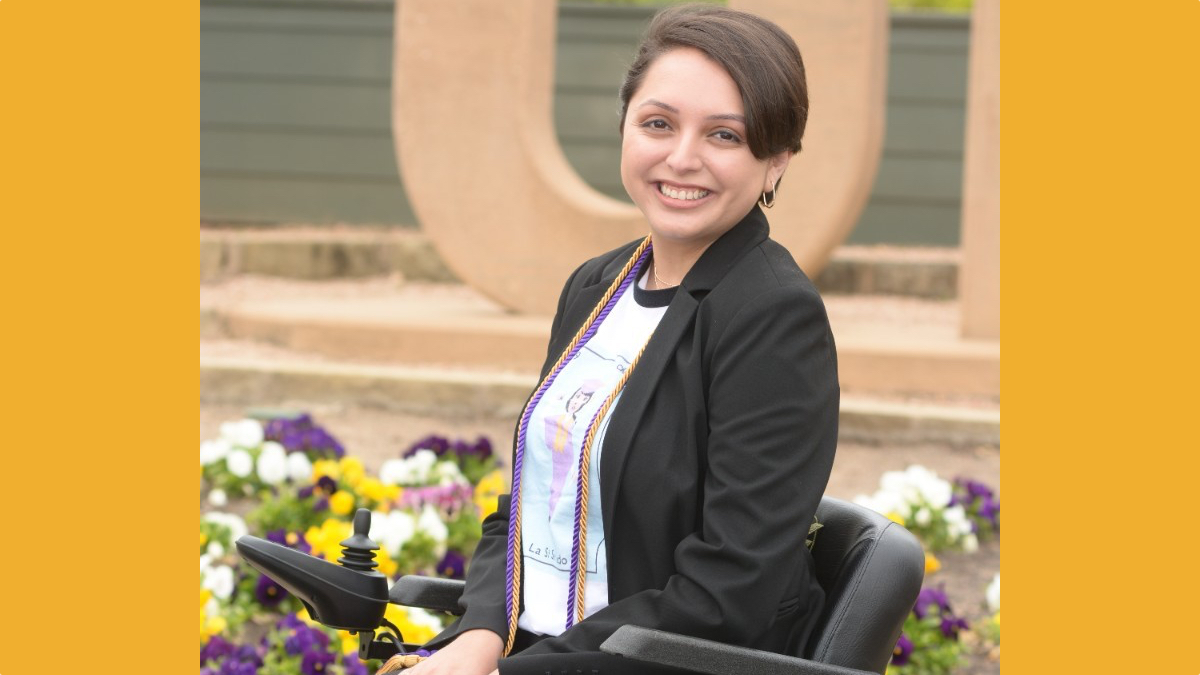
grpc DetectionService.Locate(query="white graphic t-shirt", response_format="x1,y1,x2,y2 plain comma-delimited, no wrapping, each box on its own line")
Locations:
518,271,672,636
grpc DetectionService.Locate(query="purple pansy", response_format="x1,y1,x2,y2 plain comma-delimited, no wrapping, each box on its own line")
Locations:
301,649,337,675
342,655,370,675
278,612,308,631
438,550,466,579
217,659,258,675
200,635,234,665
234,643,264,668
265,413,345,458
913,586,950,619
891,632,913,666
285,626,317,655
316,475,337,495
255,573,288,607
939,615,970,639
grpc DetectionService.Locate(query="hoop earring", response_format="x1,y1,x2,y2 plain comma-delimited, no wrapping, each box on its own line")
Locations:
760,189,776,209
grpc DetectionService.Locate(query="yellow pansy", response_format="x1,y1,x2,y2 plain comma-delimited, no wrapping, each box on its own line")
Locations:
384,604,438,645
339,630,360,655
298,607,321,627
474,469,507,519
375,545,398,578
306,518,352,562
200,586,226,644
924,551,941,574
358,477,400,508
330,490,356,516
339,457,366,488
312,459,341,483
885,512,906,527
200,530,208,551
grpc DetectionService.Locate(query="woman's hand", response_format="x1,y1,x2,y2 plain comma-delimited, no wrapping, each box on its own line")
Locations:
399,629,503,675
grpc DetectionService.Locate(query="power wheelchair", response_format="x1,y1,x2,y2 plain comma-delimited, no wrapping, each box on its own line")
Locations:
236,496,923,675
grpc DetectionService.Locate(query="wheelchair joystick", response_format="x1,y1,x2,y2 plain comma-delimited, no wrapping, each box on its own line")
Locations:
338,508,380,572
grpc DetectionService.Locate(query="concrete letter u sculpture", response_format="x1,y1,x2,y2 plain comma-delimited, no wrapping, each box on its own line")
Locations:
394,0,888,315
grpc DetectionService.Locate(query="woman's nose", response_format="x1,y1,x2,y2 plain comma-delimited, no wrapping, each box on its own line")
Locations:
665,135,703,174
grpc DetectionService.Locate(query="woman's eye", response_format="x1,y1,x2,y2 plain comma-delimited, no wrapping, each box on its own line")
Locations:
713,130,743,144
639,119,670,131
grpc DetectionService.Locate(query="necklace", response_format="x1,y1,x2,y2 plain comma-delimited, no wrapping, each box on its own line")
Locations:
652,261,678,289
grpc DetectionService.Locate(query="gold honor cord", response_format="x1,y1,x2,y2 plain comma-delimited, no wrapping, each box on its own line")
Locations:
571,341,649,624
503,235,653,656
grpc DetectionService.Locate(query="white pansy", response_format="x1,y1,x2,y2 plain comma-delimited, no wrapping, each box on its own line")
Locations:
379,452,439,486
200,438,232,466
207,488,228,508
287,452,313,482
914,507,932,527
854,490,905,518
204,596,220,618
943,505,973,537
416,505,449,544
220,418,265,449
406,606,447,631
985,573,1000,613
370,510,416,554
905,465,953,507
379,458,409,486
256,441,288,485
203,564,236,600
226,449,254,478
200,553,213,572
962,533,979,553
204,511,248,542
409,450,438,481
434,461,465,485
206,541,225,559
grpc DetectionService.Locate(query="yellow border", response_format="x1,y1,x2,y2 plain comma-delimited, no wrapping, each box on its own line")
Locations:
1007,2,1200,673
0,1,196,672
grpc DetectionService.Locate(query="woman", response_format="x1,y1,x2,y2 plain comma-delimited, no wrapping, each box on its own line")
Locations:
385,5,839,675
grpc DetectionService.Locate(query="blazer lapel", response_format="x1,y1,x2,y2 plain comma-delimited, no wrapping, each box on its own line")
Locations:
598,289,698,530
599,207,771,531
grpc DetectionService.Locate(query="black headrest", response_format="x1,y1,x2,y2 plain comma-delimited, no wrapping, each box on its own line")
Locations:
804,497,925,674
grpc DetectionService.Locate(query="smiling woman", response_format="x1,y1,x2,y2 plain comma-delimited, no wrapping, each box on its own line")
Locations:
619,48,791,284
383,6,840,675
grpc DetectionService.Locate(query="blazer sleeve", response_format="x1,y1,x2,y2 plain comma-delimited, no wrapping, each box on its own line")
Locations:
500,283,840,663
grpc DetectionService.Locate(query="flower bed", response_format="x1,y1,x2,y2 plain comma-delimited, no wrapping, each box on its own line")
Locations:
201,414,999,674
201,414,504,674
854,465,1001,674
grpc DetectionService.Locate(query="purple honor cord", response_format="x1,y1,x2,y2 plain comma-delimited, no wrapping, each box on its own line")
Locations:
505,243,653,640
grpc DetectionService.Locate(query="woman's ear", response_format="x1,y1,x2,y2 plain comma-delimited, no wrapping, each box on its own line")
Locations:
765,151,793,192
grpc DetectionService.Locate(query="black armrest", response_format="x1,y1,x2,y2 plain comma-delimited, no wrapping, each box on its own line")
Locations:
389,575,466,615
600,626,877,675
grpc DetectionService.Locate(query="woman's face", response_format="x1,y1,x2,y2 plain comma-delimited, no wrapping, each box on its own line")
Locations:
620,47,790,254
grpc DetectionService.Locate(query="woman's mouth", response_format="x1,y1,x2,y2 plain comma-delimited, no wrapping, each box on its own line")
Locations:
658,183,710,201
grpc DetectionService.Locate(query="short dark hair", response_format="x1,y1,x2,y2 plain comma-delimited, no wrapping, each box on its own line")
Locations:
618,4,809,160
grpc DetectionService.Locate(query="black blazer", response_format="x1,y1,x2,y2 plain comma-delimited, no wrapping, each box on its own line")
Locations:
432,207,840,670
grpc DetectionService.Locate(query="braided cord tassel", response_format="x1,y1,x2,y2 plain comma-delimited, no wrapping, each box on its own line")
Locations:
503,237,652,655
566,341,650,627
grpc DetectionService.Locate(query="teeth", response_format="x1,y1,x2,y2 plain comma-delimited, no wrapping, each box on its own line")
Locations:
659,184,709,200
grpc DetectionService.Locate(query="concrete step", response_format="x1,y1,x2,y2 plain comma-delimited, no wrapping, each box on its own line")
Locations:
200,278,999,398
199,348,999,449
200,227,959,299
